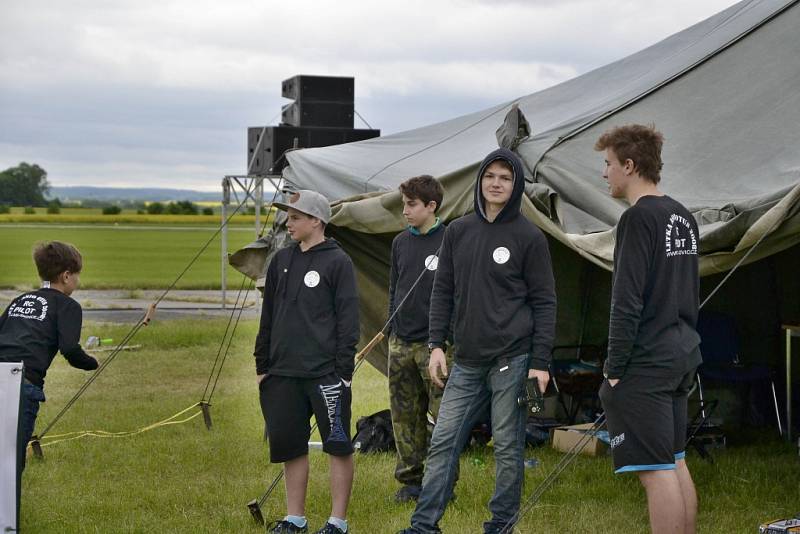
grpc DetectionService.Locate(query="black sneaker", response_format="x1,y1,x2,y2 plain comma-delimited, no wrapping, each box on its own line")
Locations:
312,522,347,534
267,519,308,533
394,484,422,503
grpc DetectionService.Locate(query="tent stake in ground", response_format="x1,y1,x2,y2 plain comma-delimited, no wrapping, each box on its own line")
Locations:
30,439,43,460
199,402,213,430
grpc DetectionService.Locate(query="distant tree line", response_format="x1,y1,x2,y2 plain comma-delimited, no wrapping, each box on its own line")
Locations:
0,163,51,206
145,201,213,216
100,201,212,215
0,162,216,216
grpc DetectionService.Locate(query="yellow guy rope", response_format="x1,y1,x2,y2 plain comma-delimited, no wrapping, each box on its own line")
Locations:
36,402,203,448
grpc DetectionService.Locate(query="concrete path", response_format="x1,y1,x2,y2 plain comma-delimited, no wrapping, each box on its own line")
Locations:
0,289,261,324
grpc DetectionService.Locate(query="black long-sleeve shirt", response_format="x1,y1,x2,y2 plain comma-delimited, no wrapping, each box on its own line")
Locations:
254,238,360,381
388,222,445,342
0,288,98,387
428,148,557,370
605,195,703,379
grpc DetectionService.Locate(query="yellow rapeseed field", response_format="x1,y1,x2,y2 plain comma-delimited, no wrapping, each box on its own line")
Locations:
0,214,262,224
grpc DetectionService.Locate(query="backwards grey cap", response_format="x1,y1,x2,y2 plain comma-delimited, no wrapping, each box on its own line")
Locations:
273,189,331,224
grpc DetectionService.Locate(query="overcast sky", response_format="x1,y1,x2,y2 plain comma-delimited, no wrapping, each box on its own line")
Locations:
0,0,737,191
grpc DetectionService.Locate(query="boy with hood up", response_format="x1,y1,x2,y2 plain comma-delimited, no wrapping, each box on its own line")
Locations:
398,148,557,534
254,190,360,534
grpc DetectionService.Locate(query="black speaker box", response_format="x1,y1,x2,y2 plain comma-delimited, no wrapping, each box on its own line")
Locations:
281,101,354,128
247,126,379,174
281,75,354,102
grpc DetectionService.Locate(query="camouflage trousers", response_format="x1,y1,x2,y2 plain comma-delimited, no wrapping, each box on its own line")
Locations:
388,334,452,486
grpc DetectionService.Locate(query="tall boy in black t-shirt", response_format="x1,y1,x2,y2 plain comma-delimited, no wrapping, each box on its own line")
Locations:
0,241,99,473
387,175,450,503
595,124,701,534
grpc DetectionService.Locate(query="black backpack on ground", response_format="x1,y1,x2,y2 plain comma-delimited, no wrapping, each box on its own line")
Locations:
352,409,395,453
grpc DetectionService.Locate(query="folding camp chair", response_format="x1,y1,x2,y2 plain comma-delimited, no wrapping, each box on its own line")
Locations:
685,397,724,463
696,311,783,435
550,344,604,424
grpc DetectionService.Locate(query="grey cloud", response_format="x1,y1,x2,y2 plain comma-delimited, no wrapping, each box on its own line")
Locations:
0,0,739,189
0,82,500,189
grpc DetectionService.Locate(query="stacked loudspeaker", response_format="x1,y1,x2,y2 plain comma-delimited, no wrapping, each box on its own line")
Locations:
247,75,380,174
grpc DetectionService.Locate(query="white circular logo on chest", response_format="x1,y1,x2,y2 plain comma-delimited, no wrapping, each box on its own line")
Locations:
425,255,439,271
304,270,320,288
492,247,511,264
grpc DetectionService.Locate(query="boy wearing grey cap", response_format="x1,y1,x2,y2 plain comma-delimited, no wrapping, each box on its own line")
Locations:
254,190,360,534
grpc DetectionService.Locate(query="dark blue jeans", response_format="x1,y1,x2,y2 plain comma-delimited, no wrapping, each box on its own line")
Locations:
18,381,45,473
410,353,529,534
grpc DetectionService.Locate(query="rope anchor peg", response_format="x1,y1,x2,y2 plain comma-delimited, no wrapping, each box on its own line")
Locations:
30,436,43,459
247,499,265,525
200,401,213,430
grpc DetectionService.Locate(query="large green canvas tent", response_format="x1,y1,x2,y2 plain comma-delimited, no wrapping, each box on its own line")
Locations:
232,0,800,411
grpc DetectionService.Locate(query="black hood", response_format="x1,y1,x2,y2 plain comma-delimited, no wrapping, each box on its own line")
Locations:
302,237,341,253
473,148,526,223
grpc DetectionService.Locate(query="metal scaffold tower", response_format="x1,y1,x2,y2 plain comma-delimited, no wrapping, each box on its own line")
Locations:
220,173,282,307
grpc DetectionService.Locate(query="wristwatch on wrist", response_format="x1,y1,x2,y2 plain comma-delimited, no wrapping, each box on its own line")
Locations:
428,342,443,353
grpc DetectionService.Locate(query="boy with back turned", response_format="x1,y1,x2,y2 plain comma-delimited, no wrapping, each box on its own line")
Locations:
0,241,98,476
596,124,700,534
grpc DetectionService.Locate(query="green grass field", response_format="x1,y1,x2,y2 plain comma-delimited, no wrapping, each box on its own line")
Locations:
0,225,261,289
20,318,800,533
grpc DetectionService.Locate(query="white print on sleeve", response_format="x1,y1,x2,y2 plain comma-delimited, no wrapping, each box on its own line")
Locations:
492,247,511,264
665,214,698,258
424,255,439,271
8,294,48,321
304,270,321,288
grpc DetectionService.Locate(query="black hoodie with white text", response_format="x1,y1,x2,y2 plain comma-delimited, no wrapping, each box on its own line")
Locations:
0,288,98,387
427,148,557,370
254,238,359,381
